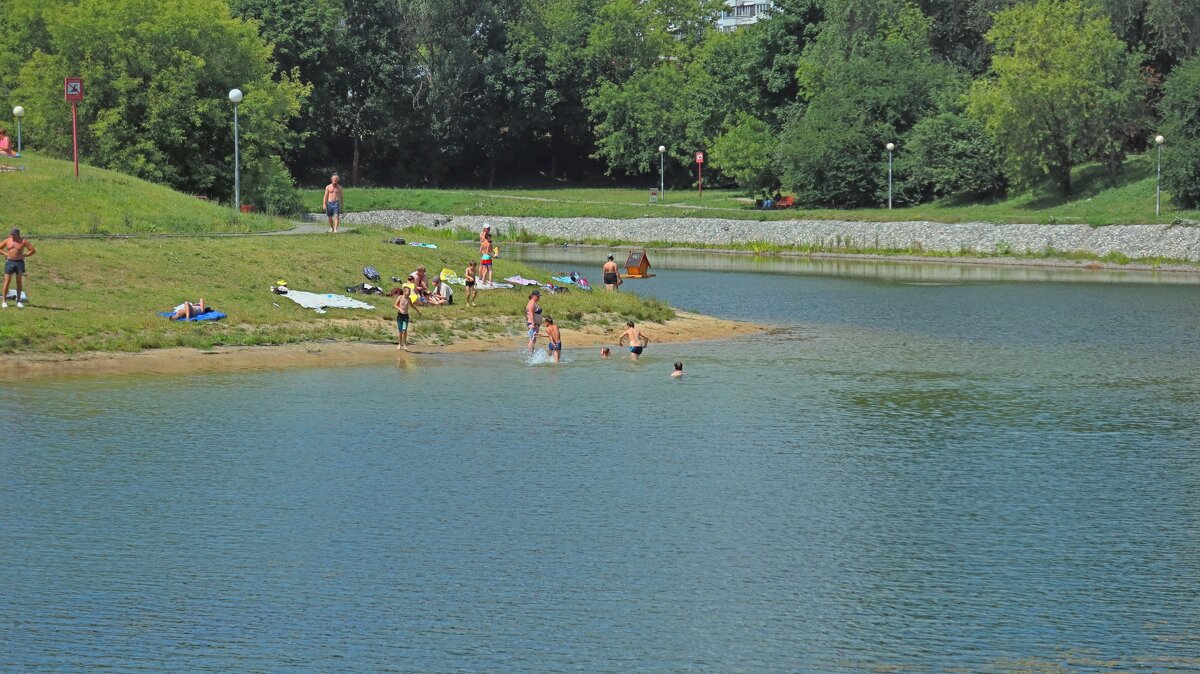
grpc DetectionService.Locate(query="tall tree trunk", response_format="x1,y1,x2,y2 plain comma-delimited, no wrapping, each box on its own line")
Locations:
550,150,557,183
488,157,497,189
352,135,361,187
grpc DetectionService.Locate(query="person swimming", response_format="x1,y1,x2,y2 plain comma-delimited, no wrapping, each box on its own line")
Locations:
600,347,610,358
672,362,684,378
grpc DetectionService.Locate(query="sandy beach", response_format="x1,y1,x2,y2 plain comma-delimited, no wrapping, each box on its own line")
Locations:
0,311,766,379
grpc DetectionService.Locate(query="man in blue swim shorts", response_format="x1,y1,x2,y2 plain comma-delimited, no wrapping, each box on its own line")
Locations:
619,321,650,360
323,174,344,233
1,228,34,309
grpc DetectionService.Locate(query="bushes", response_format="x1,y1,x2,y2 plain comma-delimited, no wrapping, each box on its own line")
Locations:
896,111,1006,202
709,113,778,194
251,155,304,216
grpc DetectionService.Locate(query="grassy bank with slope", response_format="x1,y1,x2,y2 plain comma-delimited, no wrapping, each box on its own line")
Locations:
0,153,287,234
303,154,1200,226
0,227,674,355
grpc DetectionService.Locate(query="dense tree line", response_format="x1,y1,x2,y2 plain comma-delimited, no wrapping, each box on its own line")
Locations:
2,0,1198,211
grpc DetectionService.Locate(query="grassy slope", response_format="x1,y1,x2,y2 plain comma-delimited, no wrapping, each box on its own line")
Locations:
0,153,287,234
0,227,673,354
305,154,1200,226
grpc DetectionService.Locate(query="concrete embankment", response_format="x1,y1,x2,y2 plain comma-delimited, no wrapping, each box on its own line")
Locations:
320,210,1200,261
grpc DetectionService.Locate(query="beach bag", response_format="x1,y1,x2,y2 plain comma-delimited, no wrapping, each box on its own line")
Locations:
363,266,381,281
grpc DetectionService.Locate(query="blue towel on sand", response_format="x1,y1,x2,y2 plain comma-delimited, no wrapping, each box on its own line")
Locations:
158,310,227,322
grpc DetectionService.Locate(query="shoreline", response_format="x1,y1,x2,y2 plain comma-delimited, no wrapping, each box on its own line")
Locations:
0,312,766,379
331,209,1200,268
505,242,1200,274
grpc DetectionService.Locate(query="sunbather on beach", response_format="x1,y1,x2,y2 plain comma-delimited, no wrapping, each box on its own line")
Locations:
171,298,206,320
0,129,15,157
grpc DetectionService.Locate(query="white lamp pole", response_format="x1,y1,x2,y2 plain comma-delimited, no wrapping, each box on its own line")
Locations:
1155,134,1165,216
229,89,243,211
658,145,666,204
886,142,896,209
12,106,24,154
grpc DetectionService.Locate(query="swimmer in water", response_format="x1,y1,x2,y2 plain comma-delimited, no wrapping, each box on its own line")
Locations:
600,347,610,359
618,321,650,360
672,362,684,378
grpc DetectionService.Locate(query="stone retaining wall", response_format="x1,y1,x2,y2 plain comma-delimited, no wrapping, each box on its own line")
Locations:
315,210,1200,261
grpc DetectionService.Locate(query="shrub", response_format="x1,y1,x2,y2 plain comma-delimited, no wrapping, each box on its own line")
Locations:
1161,56,1200,208
897,111,1006,202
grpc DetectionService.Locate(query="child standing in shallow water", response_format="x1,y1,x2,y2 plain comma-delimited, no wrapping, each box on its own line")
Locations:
543,317,562,363
394,289,420,351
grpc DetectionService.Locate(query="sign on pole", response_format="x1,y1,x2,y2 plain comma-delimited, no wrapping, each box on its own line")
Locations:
695,152,704,198
64,77,84,179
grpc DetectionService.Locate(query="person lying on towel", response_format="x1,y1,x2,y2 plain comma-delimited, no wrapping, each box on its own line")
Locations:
171,298,207,320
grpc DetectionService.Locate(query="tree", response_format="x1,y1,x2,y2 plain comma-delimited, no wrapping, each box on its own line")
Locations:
967,0,1144,195
229,0,344,184
779,2,956,206
11,0,308,202
587,65,692,177
896,109,1006,202
1160,56,1200,208
709,113,778,194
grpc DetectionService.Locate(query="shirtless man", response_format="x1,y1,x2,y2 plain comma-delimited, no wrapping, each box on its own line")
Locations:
464,261,478,307
412,266,428,295
323,174,344,233
479,225,494,284
525,289,542,352
542,317,562,363
618,321,650,360
1,228,35,308
602,255,621,291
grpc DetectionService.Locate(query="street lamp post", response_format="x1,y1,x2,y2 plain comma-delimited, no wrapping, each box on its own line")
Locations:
12,106,24,154
658,145,666,204
1155,134,1165,217
886,142,896,210
229,88,243,211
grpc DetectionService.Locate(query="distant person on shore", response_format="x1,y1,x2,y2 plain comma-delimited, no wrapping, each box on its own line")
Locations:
323,174,344,233
543,317,562,363
1,228,35,308
480,225,494,283
602,255,621,291
672,362,684,378
464,261,478,306
619,321,649,360
170,298,207,320
0,129,15,157
525,289,542,352
394,286,420,351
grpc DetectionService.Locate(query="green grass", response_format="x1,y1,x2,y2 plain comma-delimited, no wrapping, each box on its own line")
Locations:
304,154,1200,226
0,227,673,354
0,153,289,235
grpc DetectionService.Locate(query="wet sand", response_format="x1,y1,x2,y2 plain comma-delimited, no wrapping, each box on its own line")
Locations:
0,312,765,379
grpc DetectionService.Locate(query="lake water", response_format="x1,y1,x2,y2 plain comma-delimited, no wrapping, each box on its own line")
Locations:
3,251,1199,673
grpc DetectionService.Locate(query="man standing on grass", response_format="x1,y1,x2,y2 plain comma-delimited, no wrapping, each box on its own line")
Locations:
602,255,621,291
323,174,344,233
1,228,34,308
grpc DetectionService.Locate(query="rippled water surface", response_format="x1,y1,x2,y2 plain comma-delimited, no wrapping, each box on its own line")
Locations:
3,252,1199,672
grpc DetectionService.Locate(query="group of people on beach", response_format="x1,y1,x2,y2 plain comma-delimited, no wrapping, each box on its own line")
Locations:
392,222,661,370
